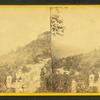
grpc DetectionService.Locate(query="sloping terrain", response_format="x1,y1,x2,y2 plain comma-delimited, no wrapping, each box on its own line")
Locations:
0,31,52,92
53,49,100,92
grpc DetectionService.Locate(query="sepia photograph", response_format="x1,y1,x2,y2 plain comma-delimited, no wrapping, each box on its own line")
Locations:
0,6,100,93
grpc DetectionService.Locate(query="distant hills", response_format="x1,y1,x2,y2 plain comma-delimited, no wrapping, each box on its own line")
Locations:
0,31,51,66
54,49,100,74
52,49,100,92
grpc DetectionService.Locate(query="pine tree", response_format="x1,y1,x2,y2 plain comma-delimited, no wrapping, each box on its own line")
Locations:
50,7,65,92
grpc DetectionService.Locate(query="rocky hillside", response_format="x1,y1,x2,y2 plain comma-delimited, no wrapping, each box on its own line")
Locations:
0,31,51,92
0,30,100,92
0,31,51,66
53,49,100,92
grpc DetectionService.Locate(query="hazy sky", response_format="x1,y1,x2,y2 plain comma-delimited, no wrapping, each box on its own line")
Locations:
53,7,100,57
0,7,50,55
0,7,100,57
